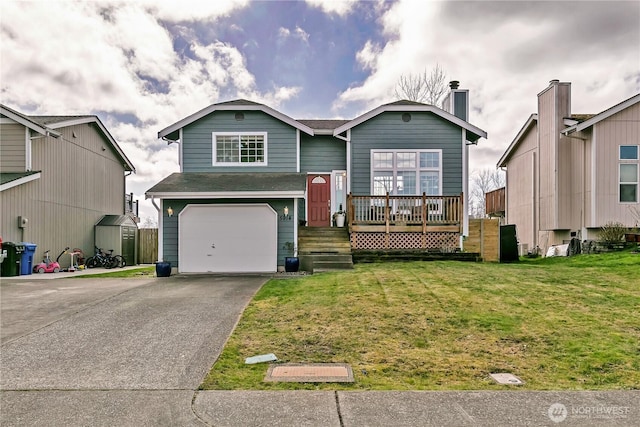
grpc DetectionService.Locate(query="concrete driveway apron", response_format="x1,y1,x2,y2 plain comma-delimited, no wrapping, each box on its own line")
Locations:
1,275,266,426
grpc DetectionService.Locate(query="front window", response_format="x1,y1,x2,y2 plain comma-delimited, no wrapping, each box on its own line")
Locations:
213,132,266,165
371,150,442,196
619,145,639,203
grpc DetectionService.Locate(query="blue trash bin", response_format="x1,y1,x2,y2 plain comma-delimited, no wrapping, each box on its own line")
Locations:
20,243,37,275
155,261,171,277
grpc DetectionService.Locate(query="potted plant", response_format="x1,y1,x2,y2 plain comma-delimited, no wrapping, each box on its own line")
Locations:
333,204,346,227
283,241,299,272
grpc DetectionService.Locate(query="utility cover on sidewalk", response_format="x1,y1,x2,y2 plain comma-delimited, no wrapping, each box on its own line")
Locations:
265,363,354,383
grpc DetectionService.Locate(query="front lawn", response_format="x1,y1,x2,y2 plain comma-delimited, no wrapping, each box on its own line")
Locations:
201,251,640,390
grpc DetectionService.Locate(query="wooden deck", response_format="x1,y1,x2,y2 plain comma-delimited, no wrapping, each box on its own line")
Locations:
347,193,463,234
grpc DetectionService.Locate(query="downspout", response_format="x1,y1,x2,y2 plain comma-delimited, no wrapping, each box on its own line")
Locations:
150,196,162,262
462,129,469,239
293,198,299,257
296,129,301,173
346,130,351,194
25,127,32,171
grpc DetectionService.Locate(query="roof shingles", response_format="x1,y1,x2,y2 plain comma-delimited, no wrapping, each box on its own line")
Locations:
146,172,307,195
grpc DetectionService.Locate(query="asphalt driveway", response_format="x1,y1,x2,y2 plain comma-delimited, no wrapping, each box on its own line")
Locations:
1,274,266,425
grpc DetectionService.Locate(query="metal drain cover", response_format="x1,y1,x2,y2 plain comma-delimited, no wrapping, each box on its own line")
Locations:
490,373,525,385
265,363,354,383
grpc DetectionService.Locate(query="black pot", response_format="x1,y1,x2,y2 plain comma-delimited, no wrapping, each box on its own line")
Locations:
284,257,299,272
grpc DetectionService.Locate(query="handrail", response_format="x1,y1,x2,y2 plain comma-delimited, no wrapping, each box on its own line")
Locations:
347,192,463,228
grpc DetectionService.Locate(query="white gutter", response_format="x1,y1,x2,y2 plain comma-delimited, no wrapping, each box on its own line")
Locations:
150,196,162,262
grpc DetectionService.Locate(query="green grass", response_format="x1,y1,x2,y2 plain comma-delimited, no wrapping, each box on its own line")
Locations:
72,265,156,278
201,251,640,390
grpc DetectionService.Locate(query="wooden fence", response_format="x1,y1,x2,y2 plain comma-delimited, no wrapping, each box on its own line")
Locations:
465,218,500,262
138,228,158,264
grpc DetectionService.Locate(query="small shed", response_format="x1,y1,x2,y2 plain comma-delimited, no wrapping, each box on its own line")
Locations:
95,215,138,265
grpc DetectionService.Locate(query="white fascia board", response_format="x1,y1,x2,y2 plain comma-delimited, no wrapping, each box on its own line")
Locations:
157,104,315,139
49,117,136,172
145,190,306,199
563,93,640,135
0,107,51,136
312,129,335,135
497,114,537,168
333,104,488,140
0,172,41,192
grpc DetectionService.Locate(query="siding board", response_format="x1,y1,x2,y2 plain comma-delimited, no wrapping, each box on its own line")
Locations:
0,122,26,171
0,122,128,266
300,135,346,172
182,111,297,172
350,111,463,195
594,101,640,226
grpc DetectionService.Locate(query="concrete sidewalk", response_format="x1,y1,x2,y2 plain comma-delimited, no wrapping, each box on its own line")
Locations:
193,390,640,427
2,389,638,426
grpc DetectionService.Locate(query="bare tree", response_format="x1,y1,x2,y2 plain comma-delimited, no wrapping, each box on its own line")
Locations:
395,64,447,105
469,169,505,218
141,216,158,228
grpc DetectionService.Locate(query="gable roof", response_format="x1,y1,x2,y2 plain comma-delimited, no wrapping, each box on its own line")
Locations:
497,114,538,167
158,99,315,141
0,104,60,138
29,115,136,172
332,100,487,143
562,93,640,136
1,104,135,173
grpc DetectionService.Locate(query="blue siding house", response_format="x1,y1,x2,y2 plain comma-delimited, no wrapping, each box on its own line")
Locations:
146,84,486,273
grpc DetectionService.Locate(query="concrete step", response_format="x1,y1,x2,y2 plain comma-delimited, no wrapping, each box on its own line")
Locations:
299,227,349,237
297,226,353,272
299,241,352,249
300,253,353,262
299,253,354,272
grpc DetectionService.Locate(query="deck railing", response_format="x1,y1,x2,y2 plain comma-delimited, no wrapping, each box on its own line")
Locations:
485,187,506,217
347,192,463,232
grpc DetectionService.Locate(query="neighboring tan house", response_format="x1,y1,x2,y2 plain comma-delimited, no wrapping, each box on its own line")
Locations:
0,104,137,269
147,82,487,273
497,80,640,253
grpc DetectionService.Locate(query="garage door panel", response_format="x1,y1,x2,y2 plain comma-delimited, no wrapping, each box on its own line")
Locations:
179,204,277,273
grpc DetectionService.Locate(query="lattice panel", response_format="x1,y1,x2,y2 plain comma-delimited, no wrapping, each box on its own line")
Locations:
351,232,459,251
389,233,423,249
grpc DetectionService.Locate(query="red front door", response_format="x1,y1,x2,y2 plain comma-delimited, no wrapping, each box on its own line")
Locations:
307,174,331,227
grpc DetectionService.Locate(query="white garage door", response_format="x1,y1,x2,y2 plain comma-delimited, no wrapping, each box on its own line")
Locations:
179,204,277,273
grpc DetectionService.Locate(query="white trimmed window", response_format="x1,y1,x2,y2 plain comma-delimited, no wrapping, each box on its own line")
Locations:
213,132,267,165
619,145,639,203
371,150,442,196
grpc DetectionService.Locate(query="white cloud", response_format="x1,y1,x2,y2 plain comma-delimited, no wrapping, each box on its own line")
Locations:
305,0,356,17
278,25,310,45
294,26,310,44
278,27,291,38
0,0,301,223
333,0,640,173
140,0,249,22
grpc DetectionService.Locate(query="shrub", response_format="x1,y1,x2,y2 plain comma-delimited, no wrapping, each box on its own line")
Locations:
599,221,627,245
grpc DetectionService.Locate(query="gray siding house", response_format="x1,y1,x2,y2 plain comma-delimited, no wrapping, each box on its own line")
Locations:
0,104,136,270
147,83,486,273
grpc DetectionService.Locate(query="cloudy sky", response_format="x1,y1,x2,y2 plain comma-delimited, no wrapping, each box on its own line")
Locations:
2,0,639,223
